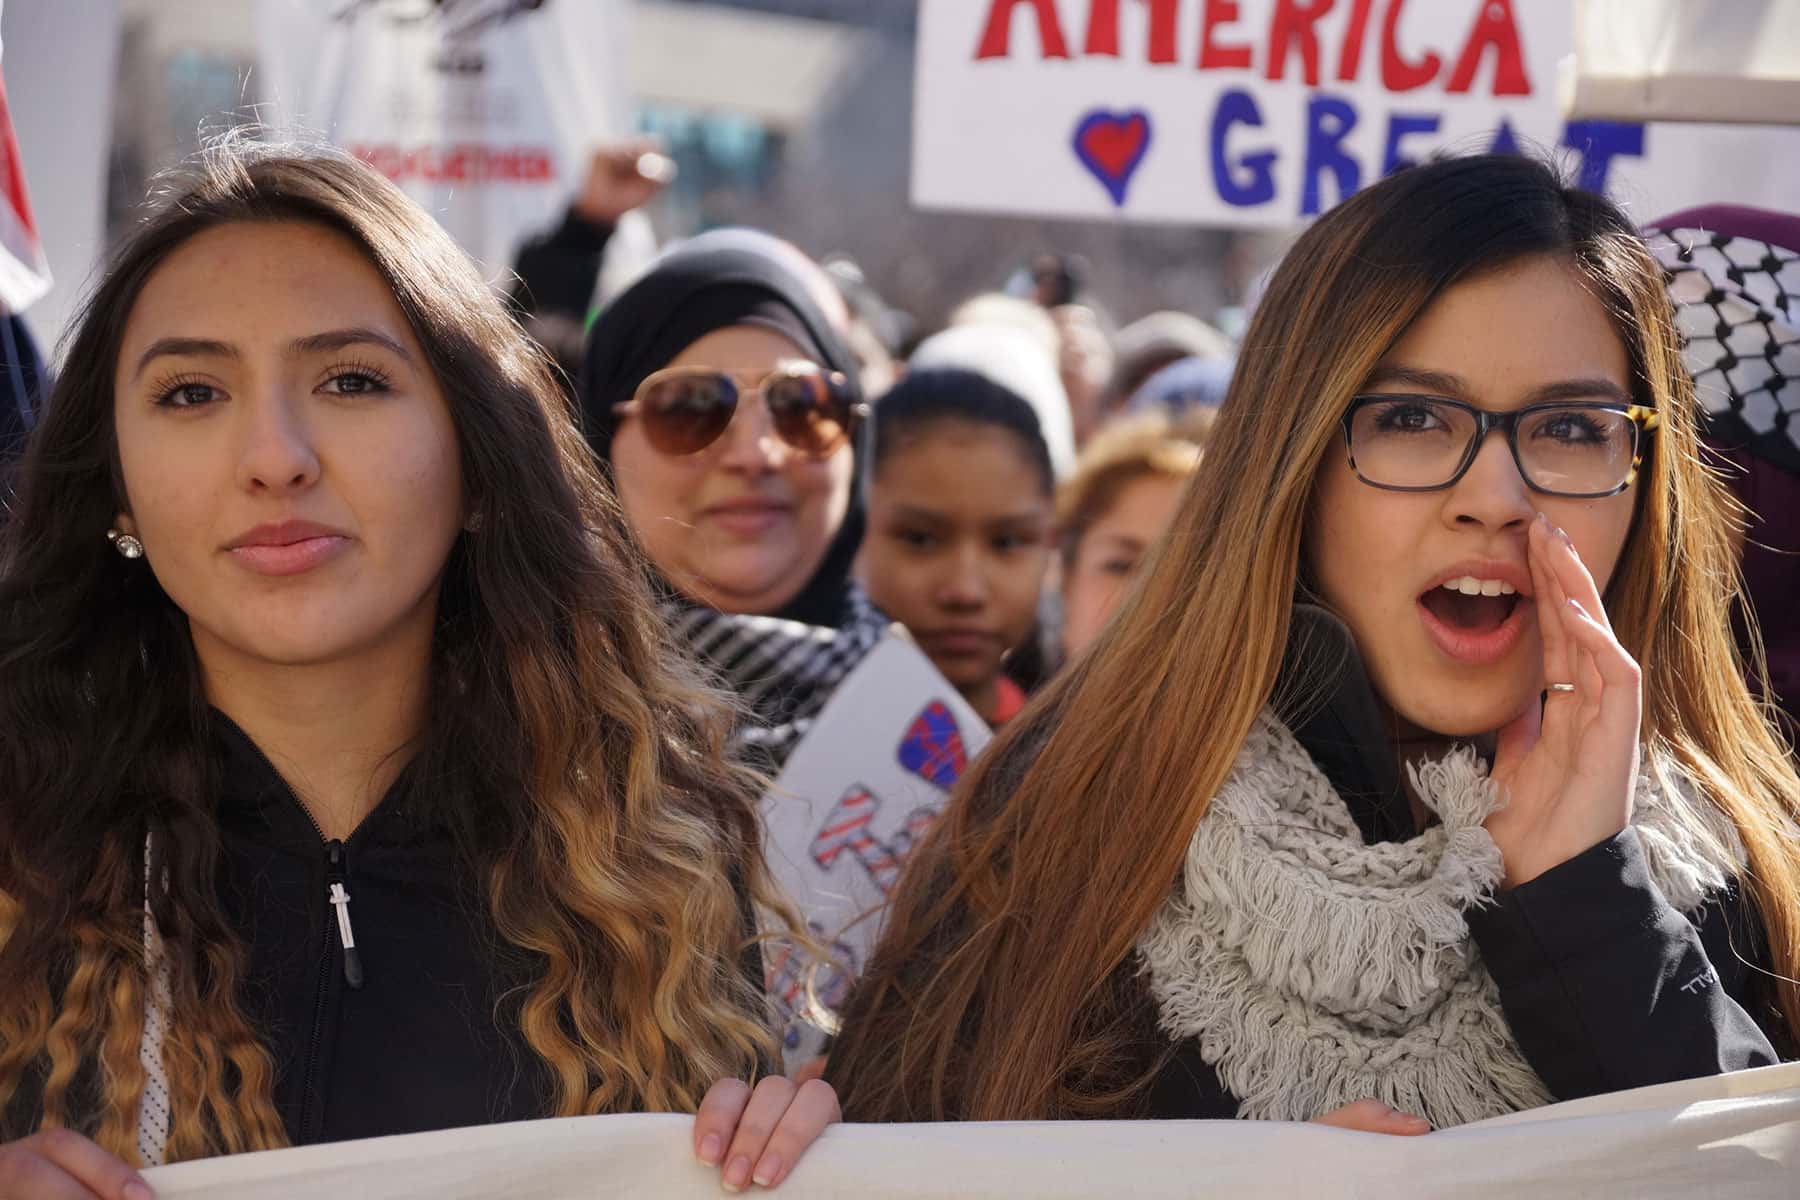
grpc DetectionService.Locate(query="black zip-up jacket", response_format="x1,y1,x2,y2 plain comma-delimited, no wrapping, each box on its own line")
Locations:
1143,606,1790,1118
9,717,763,1147
214,719,553,1143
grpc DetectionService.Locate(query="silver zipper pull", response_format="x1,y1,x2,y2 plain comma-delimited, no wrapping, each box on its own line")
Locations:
328,882,365,989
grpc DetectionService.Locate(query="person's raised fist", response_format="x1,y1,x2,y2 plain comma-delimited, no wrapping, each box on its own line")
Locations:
573,138,676,226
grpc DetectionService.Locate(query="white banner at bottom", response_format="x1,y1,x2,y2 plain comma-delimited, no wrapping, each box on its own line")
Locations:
144,1062,1800,1198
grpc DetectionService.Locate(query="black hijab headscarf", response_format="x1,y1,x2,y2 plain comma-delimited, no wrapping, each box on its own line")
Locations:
579,230,866,629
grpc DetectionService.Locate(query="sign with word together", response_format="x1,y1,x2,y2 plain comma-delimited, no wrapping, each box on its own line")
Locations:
913,0,1800,227
144,1063,1800,1199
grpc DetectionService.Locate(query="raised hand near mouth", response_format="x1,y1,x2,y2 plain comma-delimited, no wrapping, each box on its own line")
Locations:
1486,512,1642,888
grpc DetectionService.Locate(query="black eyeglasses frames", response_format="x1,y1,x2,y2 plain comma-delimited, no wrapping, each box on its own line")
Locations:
1340,393,1661,499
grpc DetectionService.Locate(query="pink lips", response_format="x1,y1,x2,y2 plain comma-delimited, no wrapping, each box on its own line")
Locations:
1417,595,1530,666
700,497,793,536
224,520,352,577
1415,558,1534,667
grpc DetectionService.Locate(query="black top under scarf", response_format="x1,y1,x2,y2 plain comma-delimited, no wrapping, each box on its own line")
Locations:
1272,602,1415,842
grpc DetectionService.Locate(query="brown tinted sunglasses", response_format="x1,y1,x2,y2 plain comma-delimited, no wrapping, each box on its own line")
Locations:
613,363,867,458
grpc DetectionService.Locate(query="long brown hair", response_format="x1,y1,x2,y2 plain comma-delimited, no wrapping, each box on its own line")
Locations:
0,143,781,1161
828,154,1800,1121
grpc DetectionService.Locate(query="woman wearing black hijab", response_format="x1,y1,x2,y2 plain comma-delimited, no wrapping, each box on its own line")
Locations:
581,230,888,768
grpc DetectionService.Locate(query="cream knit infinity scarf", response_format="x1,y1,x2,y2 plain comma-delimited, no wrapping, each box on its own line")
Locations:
1138,710,1744,1128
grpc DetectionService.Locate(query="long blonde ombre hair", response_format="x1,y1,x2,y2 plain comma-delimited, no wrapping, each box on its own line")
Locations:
0,144,783,1161
829,154,1800,1121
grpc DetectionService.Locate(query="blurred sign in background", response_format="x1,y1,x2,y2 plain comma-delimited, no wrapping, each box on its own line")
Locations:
252,0,638,279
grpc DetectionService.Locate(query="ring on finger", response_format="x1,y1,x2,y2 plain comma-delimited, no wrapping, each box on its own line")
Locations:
1547,682,1577,693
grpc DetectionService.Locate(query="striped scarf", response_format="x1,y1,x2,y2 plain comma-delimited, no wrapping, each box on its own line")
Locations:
666,581,889,769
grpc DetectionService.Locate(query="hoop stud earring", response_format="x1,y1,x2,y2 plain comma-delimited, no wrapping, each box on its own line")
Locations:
107,529,145,560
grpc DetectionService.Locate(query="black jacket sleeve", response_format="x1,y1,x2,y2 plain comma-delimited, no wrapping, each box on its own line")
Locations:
507,207,615,322
1467,828,1784,1101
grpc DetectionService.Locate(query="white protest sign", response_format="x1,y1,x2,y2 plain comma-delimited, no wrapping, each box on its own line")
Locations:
253,0,635,278
913,0,1800,228
758,630,990,1065
143,1062,1800,1199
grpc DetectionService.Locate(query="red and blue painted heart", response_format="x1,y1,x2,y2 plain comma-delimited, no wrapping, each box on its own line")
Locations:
1073,109,1152,207
897,700,967,790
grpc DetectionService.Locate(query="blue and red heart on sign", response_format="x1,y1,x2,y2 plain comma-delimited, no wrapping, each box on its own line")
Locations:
1072,109,1153,207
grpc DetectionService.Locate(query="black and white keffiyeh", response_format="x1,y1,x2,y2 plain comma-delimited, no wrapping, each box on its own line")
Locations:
1646,225,1800,473
667,581,890,769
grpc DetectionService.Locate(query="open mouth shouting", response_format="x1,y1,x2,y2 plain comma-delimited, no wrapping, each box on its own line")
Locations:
1416,562,1533,666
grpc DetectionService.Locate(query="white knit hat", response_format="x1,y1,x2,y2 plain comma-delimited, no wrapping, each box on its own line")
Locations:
908,323,1077,479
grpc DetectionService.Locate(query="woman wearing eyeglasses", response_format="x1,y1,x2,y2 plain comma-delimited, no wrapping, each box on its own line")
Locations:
826,154,1800,1130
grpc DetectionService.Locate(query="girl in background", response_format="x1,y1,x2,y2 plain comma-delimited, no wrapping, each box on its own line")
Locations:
856,369,1056,726
1056,410,1207,664
829,154,1799,1129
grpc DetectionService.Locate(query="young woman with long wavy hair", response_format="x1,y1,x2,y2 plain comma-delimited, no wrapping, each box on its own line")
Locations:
0,145,834,1197
827,154,1800,1130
